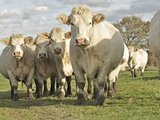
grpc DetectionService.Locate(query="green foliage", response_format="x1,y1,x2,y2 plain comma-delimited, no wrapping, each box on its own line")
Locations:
0,68,160,120
113,16,150,49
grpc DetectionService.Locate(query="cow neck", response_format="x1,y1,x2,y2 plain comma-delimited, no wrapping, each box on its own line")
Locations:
15,57,25,68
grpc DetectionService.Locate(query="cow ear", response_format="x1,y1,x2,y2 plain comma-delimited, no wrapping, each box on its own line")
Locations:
41,32,49,39
1,38,10,45
134,48,138,51
92,13,106,24
24,36,34,44
65,32,71,39
57,14,69,25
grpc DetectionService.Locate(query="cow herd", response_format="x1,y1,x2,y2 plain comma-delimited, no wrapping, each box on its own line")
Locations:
0,4,159,106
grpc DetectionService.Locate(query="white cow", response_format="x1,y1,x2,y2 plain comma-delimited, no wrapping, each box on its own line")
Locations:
34,32,58,98
0,34,35,101
57,4,124,105
128,46,148,77
24,36,56,95
49,27,73,97
149,10,160,76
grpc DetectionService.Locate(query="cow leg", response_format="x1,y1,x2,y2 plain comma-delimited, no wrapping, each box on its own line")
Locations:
56,78,59,89
131,69,134,77
134,69,137,77
92,80,98,100
107,78,114,98
58,78,66,98
9,80,19,101
8,71,19,101
92,73,98,100
66,76,72,96
96,66,109,106
104,81,107,93
34,79,39,94
36,77,43,98
75,72,85,105
87,77,92,94
50,77,56,95
97,79,106,106
113,77,117,94
43,80,48,94
140,67,145,76
24,79,34,99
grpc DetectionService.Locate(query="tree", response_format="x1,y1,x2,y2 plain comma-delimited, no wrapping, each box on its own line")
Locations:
113,16,150,49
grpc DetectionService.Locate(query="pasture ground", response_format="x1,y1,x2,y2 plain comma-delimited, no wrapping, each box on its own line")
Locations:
0,66,160,120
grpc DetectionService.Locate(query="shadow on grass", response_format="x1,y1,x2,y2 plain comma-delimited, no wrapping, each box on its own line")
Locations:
141,76,160,80
0,90,98,108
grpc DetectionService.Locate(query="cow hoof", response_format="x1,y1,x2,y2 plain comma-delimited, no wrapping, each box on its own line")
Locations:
65,93,72,97
36,94,42,99
58,92,65,98
58,89,65,98
97,96,106,106
87,89,92,94
107,91,113,98
12,94,19,101
76,94,85,105
28,94,35,100
43,90,49,95
50,91,55,96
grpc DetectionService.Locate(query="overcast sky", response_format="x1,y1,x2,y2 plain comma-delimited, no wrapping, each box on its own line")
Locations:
0,0,160,53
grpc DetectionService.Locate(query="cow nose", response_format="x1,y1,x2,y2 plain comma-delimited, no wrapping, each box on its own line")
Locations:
76,38,87,46
39,53,47,58
54,48,62,54
13,51,20,56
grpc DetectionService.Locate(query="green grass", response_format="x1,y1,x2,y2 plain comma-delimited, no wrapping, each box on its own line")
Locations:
0,66,160,120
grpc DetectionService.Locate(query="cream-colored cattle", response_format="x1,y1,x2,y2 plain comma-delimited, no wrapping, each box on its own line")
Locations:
50,28,93,97
0,34,34,101
149,10,160,76
49,27,73,97
24,36,55,95
57,5,124,105
128,46,148,77
34,32,58,98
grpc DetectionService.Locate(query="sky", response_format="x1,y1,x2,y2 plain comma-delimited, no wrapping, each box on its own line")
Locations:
0,0,160,53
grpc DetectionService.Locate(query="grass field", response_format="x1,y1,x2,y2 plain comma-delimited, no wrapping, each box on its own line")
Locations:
0,66,160,120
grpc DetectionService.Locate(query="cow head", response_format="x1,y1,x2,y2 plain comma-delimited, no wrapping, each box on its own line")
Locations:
128,46,138,59
34,32,50,60
49,27,71,55
2,34,26,60
57,5,106,48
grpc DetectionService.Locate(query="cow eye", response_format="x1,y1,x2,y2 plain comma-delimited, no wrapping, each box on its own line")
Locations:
21,44,24,46
47,42,50,46
70,22,74,26
89,22,92,25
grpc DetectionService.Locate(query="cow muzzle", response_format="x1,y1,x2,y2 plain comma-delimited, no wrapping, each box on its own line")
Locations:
13,51,22,59
75,38,88,46
53,48,62,55
38,53,47,59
